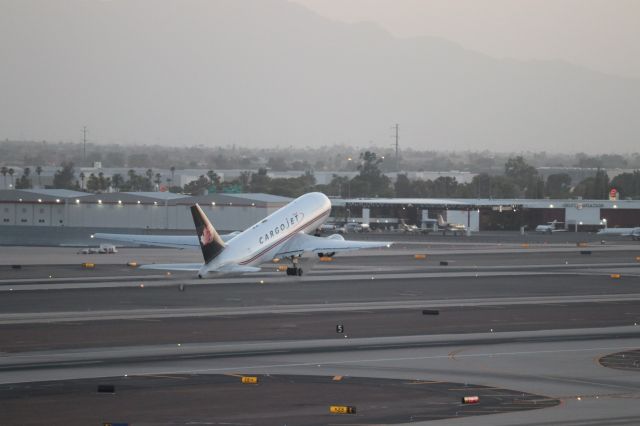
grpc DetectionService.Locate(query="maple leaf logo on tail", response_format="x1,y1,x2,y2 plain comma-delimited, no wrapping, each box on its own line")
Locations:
190,204,225,264
200,225,215,246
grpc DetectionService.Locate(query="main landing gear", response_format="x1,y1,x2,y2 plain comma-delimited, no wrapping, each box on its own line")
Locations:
285,256,303,276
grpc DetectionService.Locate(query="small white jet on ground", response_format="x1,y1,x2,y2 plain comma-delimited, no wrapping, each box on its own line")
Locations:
535,220,566,234
437,214,466,235
96,192,391,278
597,226,640,240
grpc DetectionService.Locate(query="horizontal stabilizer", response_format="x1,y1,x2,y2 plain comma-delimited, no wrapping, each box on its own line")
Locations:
217,264,262,274
95,233,199,249
139,263,203,271
94,232,239,249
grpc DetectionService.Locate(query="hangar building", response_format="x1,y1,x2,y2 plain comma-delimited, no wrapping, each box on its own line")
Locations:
0,189,290,233
332,197,640,232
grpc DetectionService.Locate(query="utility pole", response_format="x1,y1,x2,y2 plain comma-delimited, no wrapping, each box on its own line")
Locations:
82,126,87,164
394,123,400,172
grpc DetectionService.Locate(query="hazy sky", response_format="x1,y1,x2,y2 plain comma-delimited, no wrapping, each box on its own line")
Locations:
1,0,639,152
293,0,640,79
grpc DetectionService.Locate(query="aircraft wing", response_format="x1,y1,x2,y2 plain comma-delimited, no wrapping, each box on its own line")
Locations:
276,233,391,258
94,232,240,249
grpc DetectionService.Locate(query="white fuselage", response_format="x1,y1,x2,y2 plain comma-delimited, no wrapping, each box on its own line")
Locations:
199,192,332,275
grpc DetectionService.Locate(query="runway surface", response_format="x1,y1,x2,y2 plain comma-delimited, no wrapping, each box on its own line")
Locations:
1,233,639,425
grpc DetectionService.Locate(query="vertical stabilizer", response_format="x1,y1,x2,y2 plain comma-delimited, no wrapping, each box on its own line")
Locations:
190,204,225,264
437,214,446,227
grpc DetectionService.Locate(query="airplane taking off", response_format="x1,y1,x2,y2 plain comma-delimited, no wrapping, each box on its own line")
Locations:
96,192,391,278
437,214,466,235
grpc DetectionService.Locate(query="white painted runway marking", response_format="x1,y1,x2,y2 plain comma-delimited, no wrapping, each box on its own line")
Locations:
128,345,640,378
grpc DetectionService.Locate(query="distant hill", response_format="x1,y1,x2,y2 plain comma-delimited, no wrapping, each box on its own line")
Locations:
1,0,639,152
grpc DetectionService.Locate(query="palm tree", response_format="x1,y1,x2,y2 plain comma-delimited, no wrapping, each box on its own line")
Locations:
127,169,137,191
79,171,85,189
1,166,7,189
146,168,153,181
98,172,106,191
154,173,162,190
111,173,123,191
35,166,42,187
170,166,176,186
8,168,14,188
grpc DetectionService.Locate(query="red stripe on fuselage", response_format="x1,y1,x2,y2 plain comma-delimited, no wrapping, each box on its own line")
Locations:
238,209,330,265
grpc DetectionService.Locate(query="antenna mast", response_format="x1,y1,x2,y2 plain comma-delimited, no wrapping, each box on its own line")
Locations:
394,123,399,172
83,126,87,164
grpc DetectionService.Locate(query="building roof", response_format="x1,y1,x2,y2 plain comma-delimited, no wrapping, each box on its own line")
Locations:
21,188,89,198
223,193,292,203
187,193,291,207
0,189,288,206
126,191,189,200
0,189,90,202
333,197,640,209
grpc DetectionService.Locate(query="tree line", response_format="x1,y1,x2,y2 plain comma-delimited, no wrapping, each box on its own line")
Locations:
8,154,640,200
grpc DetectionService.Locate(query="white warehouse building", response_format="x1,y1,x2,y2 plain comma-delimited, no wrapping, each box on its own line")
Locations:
0,189,291,232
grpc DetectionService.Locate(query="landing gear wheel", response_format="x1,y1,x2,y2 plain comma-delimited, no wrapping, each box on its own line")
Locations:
286,267,303,276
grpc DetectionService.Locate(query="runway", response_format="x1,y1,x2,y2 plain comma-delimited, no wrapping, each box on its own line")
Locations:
1,234,639,425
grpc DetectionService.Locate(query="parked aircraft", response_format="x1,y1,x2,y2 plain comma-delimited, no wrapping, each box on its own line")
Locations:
396,219,420,233
77,244,118,254
597,226,640,240
535,220,566,234
96,192,390,278
437,214,467,235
